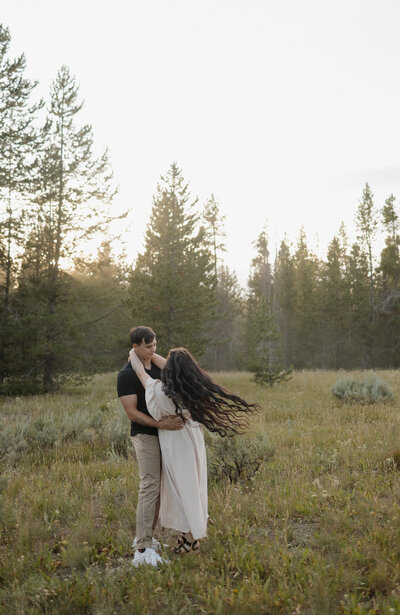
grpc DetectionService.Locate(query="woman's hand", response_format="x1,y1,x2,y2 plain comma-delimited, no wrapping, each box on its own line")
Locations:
129,349,144,373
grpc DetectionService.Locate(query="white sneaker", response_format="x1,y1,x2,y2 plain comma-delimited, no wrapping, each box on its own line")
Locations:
131,547,168,567
132,537,161,551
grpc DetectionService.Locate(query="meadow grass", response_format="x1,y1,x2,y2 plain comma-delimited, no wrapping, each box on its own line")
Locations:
0,370,400,614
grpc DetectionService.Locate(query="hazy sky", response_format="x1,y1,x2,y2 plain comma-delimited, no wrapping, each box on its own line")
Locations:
3,0,400,284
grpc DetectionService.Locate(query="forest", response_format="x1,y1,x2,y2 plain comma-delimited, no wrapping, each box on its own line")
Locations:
1,23,400,395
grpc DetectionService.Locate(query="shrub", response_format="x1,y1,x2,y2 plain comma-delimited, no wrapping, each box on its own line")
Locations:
90,411,104,431
105,409,130,457
331,372,394,404
60,409,105,444
0,476,15,537
206,432,274,483
0,376,43,396
390,448,400,469
60,411,92,443
27,417,58,449
0,423,28,464
0,417,57,463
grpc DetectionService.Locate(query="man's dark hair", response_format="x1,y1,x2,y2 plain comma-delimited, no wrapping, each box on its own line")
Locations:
130,326,156,345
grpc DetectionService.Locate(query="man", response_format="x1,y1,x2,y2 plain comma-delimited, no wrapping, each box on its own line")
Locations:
117,325,183,567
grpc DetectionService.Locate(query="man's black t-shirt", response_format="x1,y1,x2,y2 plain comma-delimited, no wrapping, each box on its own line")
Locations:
117,361,161,436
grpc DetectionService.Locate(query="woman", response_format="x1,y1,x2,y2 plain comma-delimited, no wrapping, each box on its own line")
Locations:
129,347,259,552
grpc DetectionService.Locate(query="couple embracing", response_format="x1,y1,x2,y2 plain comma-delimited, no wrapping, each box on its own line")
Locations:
117,326,258,567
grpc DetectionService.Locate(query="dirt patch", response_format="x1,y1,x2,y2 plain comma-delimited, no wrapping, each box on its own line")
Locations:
247,519,320,548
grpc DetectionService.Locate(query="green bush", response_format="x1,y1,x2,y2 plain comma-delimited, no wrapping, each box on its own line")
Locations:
60,410,94,443
206,431,274,483
105,409,130,457
27,417,58,449
251,361,293,387
0,376,43,396
90,410,104,430
0,423,28,464
0,416,58,463
0,476,16,536
331,372,394,404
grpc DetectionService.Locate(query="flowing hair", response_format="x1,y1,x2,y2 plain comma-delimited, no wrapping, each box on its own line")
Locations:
161,348,259,437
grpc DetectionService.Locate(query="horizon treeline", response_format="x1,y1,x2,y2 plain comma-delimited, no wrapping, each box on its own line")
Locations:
1,24,400,395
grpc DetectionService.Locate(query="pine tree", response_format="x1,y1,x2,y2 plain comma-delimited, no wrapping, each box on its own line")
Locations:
0,24,42,383
379,194,400,291
320,227,351,368
71,241,130,371
25,65,116,391
291,228,322,368
246,229,291,385
346,242,371,366
202,264,243,370
201,195,241,369
273,237,295,365
248,229,272,303
376,194,400,366
129,163,215,357
11,238,77,390
202,194,226,279
355,183,378,313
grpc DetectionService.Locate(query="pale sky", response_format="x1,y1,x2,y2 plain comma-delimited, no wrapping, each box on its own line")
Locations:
3,0,400,285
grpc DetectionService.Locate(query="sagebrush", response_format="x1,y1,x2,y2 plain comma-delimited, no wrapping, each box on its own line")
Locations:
331,372,394,404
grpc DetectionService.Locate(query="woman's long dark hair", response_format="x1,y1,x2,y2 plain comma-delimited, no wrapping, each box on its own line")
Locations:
161,348,259,437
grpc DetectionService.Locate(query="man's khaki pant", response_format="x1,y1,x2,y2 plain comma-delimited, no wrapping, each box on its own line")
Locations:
131,434,161,549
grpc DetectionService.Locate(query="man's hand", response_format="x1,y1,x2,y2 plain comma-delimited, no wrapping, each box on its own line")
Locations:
158,415,184,430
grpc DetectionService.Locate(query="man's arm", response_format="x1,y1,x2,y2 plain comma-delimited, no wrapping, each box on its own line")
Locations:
119,394,183,430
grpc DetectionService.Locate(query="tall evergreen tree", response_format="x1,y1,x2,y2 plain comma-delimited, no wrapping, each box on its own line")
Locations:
201,196,241,369
202,194,226,280
248,229,272,303
129,163,215,357
346,242,371,366
11,239,128,389
0,24,42,383
320,227,351,368
379,194,400,291
24,65,116,391
71,241,131,371
273,237,295,366
376,194,400,365
12,239,78,389
355,182,378,314
245,229,291,384
291,228,321,368
202,264,243,370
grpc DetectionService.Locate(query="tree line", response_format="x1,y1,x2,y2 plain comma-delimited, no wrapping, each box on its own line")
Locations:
130,168,400,375
1,24,400,394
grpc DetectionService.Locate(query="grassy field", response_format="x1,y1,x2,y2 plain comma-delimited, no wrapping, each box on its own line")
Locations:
0,370,400,615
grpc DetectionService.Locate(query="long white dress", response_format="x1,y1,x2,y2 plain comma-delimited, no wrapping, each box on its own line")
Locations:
145,378,208,540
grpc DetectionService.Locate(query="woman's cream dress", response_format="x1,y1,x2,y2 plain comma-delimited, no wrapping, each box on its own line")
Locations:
145,378,208,540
